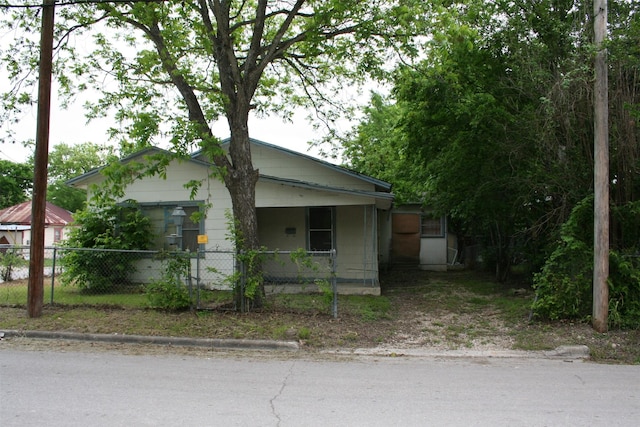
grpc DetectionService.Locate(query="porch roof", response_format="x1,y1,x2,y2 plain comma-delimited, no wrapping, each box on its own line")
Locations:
259,175,394,209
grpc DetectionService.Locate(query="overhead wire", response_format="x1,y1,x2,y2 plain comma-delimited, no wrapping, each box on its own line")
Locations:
0,0,167,8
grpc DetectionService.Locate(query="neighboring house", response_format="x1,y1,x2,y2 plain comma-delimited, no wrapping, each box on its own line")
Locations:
67,138,394,295
0,201,74,247
390,204,458,271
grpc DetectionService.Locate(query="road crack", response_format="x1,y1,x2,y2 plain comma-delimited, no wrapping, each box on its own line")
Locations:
270,361,295,426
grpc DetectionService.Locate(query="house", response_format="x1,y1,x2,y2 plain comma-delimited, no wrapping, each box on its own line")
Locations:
0,201,74,247
67,138,394,295
390,204,458,271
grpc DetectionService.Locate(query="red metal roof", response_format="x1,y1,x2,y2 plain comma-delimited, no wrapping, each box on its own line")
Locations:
0,201,73,226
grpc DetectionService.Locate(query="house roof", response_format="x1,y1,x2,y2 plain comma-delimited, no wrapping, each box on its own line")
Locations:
0,201,74,226
66,146,212,187
192,137,393,192
67,138,393,198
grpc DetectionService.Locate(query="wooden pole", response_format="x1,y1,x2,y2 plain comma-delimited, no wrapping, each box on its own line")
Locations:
27,0,55,318
593,0,609,332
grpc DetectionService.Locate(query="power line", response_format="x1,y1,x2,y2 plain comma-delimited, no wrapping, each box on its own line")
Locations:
0,0,166,8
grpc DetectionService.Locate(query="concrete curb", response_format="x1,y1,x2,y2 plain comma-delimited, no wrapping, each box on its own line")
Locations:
329,345,591,360
1,330,299,352
330,348,543,359
1,330,590,360
543,345,591,359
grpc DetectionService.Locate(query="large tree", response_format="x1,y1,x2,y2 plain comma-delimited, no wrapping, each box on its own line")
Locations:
1,1,427,306
344,0,640,283
28,142,115,212
346,12,551,280
341,92,424,205
0,159,32,209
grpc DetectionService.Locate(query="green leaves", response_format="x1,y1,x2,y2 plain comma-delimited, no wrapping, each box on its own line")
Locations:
61,201,153,292
0,159,32,209
0,1,430,156
145,252,192,311
342,92,422,204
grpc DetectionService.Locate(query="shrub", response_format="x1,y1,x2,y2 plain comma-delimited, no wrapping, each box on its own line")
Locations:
532,196,595,321
60,201,153,292
609,251,640,328
145,253,192,310
533,196,640,328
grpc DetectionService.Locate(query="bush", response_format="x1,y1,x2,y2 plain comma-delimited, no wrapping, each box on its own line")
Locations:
609,251,640,328
532,197,595,321
60,201,153,292
533,196,640,328
145,253,192,311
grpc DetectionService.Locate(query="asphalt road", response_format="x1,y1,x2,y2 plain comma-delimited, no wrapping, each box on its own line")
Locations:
1,347,639,426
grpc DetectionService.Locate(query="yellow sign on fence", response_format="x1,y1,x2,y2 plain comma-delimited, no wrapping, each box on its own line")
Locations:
197,234,208,244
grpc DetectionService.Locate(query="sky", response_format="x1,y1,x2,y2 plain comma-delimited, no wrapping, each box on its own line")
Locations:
0,7,389,168
0,96,340,165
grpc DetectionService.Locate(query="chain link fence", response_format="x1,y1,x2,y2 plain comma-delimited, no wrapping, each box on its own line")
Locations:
0,245,338,316
0,245,60,306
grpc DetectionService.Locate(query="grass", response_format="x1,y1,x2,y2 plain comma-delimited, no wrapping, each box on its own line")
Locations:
2,270,640,364
0,278,394,349
0,281,148,308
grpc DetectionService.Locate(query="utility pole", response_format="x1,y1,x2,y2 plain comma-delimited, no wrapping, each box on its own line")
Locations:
593,0,609,333
28,0,55,318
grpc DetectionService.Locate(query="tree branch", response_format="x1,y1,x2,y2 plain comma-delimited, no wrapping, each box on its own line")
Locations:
210,0,245,108
102,5,231,170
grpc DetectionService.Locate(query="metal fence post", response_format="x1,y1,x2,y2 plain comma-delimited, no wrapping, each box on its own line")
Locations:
50,246,57,305
331,249,338,318
196,250,201,310
236,251,247,313
187,254,193,312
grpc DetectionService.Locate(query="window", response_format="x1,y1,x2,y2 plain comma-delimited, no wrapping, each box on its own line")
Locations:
53,228,62,242
140,203,202,252
421,214,444,237
180,206,200,252
308,207,334,251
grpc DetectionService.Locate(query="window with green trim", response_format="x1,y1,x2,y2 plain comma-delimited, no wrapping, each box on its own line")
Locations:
140,203,201,251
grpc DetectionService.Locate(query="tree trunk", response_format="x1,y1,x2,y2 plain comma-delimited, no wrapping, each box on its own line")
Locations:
223,112,265,310
490,221,512,283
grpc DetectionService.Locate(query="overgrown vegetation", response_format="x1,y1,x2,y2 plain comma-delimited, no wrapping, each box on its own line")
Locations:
206,248,336,315
145,252,192,311
533,197,640,329
60,201,153,292
342,2,640,327
288,248,335,310
221,211,266,311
